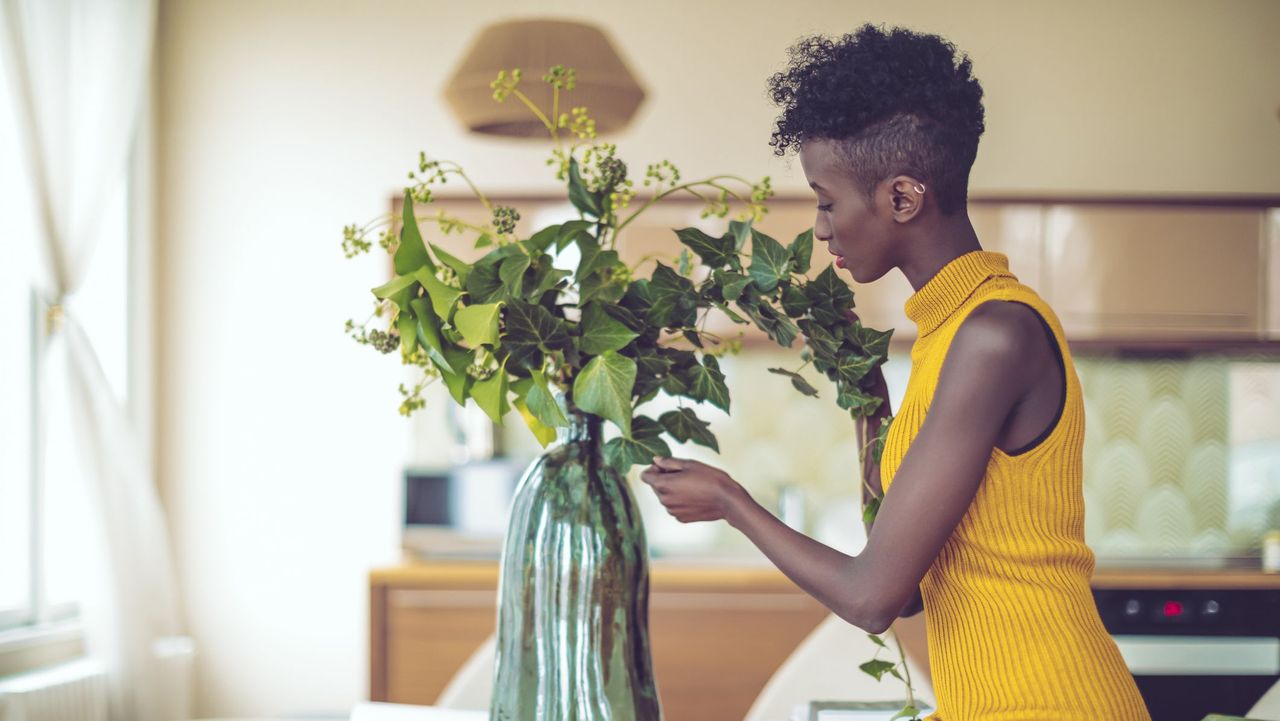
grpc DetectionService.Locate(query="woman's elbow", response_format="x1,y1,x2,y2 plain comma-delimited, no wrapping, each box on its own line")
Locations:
833,597,897,635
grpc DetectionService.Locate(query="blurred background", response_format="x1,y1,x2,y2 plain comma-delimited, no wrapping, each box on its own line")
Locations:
2,1,1279,719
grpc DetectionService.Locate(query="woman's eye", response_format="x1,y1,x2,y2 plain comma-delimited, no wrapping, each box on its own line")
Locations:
817,203,833,212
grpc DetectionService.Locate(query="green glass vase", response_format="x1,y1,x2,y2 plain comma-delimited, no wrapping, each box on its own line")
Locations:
490,411,662,721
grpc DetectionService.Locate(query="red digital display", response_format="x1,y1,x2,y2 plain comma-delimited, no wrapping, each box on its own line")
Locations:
1163,600,1185,618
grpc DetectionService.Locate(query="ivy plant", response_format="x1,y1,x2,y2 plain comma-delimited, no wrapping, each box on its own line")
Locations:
342,64,893,473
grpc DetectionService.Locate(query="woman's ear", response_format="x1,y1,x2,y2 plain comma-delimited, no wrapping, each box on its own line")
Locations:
889,176,926,222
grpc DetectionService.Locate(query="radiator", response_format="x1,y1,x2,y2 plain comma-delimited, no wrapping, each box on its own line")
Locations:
0,658,108,721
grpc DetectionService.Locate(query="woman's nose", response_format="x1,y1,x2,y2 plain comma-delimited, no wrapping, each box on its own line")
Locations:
814,214,832,242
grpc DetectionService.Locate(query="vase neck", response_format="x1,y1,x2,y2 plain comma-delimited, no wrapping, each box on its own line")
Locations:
561,412,601,446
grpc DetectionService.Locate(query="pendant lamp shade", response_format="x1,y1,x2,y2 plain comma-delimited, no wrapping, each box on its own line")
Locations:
445,19,646,138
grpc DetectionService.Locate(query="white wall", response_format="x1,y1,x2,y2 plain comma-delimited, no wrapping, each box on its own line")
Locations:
155,0,1280,716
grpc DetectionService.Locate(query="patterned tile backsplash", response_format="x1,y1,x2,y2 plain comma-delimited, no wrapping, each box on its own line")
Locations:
462,348,1280,561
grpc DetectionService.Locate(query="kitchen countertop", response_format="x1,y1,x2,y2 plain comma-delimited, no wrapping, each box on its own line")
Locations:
378,556,1280,590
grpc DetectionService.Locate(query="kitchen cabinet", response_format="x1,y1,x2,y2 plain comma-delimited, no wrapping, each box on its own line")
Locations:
368,561,928,721
1041,205,1266,340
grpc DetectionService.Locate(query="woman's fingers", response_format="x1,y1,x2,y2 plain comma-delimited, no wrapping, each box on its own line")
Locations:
652,456,689,471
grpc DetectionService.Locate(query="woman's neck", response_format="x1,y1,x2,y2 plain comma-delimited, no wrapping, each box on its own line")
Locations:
897,212,983,292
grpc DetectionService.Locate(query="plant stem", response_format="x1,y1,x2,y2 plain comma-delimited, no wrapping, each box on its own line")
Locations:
616,176,759,234
894,635,917,711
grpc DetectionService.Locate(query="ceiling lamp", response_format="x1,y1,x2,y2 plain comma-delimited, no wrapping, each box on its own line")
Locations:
444,19,646,138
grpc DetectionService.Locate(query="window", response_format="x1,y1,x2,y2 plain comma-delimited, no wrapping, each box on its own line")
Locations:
0,60,134,639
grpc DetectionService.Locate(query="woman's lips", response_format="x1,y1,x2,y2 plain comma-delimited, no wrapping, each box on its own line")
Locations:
835,256,846,269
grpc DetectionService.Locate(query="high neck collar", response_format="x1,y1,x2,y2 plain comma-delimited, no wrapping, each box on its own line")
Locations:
903,250,1017,337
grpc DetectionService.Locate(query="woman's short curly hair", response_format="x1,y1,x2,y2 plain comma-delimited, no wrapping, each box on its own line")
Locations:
768,24,985,214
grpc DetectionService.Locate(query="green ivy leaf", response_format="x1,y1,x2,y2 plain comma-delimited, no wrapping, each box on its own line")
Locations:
675,227,735,269
846,321,894,360
454,302,502,347
568,157,602,217
682,355,730,412
527,370,568,428
394,192,435,276
604,416,670,471
659,408,719,452
601,303,644,332
371,273,417,300
579,302,639,355
579,272,626,304
788,228,814,275
748,229,792,293
862,495,881,526
620,279,654,316
414,267,464,321
838,382,884,416
527,224,561,254
397,306,418,358
867,634,888,649
499,253,532,297
430,243,471,286
437,347,473,405
557,219,595,252
573,350,637,437
742,301,799,347
713,269,752,302
577,242,619,281
503,300,571,371
835,354,877,386
465,258,505,304
780,284,810,318
804,265,855,325
859,659,896,682
410,298,453,372
648,262,698,328
712,301,748,324
729,219,752,251
471,370,510,424
768,367,820,398
888,705,921,721
528,264,572,302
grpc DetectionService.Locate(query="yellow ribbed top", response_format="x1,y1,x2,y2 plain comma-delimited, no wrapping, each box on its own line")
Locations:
880,251,1151,721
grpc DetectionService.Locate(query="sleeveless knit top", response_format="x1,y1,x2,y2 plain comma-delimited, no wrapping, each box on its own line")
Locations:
878,251,1151,721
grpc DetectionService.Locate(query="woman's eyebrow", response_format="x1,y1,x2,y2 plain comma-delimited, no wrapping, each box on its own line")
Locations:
808,180,827,191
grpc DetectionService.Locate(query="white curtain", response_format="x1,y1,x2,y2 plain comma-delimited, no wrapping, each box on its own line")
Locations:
0,2,189,721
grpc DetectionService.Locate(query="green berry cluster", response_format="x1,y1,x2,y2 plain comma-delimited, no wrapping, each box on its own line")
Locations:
347,319,401,354
643,160,681,189
489,68,523,102
342,224,371,257
492,205,521,235
398,381,427,416
542,64,576,91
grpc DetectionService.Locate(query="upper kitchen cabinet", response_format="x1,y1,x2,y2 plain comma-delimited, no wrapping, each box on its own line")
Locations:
1041,205,1266,341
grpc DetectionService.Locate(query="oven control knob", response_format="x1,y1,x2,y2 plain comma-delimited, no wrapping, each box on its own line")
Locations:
1124,599,1141,617
1202,599,1220,616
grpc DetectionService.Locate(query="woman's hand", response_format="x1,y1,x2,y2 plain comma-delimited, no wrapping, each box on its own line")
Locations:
639,457,748,524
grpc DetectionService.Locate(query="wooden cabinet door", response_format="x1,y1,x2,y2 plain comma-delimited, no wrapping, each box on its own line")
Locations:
1041,205,1265,340
370,564,830,719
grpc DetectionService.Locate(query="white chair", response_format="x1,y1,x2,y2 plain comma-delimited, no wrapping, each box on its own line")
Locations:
435,635,496,710
743,614,934,721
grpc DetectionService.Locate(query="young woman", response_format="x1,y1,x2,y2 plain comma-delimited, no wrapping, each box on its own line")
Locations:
640,25,1151,721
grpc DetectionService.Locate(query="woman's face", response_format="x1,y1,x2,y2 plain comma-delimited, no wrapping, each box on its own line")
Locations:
798,139,898,284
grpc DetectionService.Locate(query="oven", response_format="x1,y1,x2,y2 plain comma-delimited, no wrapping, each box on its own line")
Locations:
1093,587,1280,721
